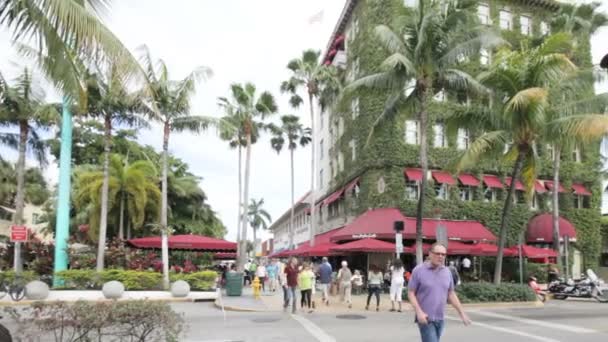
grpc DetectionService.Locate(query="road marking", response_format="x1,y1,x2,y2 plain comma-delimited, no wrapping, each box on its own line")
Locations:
469,310,598,334
445,316,561,342
290,313,337,342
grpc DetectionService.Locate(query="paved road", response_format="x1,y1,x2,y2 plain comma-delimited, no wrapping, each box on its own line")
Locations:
175,299,608,342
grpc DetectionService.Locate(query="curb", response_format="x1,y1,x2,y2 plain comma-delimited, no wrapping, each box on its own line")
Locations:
0,297,216,307
213,299,271,312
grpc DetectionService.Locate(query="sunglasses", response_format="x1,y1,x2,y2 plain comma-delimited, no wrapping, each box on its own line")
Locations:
431,251,447,256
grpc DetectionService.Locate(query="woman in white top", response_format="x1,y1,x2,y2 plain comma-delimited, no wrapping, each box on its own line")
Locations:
256,263,267,292
389,258,405,312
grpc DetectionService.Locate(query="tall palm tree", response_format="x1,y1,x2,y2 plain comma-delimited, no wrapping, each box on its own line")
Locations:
0,68,58,271
218,83,277,271
84,67,145,272
248,198,272,255
454,34,578,284
137,46,213,289
268,115,311,249
346,0,499,264
281,49,338,247
552,1,608,38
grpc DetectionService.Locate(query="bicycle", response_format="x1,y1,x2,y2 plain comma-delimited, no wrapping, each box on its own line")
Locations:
0,274,26,302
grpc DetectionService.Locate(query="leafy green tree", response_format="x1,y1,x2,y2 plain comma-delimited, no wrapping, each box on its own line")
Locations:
218,83,277,271
248,198,271,255
346,0,499,264
268,115,311,249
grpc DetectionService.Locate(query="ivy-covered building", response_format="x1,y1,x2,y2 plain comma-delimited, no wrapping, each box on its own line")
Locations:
271,0,606,276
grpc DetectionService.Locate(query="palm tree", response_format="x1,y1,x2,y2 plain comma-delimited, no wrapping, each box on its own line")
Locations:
0,68,58,271
248,198,272,255
137,46,213,289
552,1,608,38
281,49,338,247
83,67,145,272
454,34,578,284
268,115,311,249
218,83,277,271
346,0,499,264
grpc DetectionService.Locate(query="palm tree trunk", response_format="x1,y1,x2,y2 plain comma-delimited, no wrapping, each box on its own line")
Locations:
13,120,28,272
552,146,562,271
289,148,295,249
253,225,258,256
160,122,170,289
118,193,125,240
494,148,526,285
308,92,316,247
96,116,112,272
127,221,132,240
236,145,242,249
238,132,252,272
415,90,429,265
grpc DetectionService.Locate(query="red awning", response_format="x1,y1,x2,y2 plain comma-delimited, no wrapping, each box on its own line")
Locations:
458,174,480,187
404,168,423,181
526,213,577,243
305,242,341,257
128,234,237,251
506,245,558,258
321,188,345,206
472,243,517,257
544,180,566,193
572,183,591,196
331,238,403,253
444,241,480,255
330,208,496,242
505,177,525,191
344,177,361,193
432,171,456,185
483,175,503,189
213,252,236,260
534,180,547,193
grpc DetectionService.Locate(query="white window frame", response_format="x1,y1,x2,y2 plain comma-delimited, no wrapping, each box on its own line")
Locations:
575,194,584,209
540,21,549,35
405,120,420,145
480,48,490,66
351,97,359,119
338,117,344,137
405,181,420,200
500,9,513,30
435,183,448,200
531,194,538,210
434,89,446,102
349,57,359,82
433,124,446,148
338,152,344,172
349,139,356,161
319,169,324,188
520,15,532,36
459,186,473,201
319,139,324,160
404,0,417,8
484,188,497,202
573,146,581,162
457,128,470,150
478,4,491,25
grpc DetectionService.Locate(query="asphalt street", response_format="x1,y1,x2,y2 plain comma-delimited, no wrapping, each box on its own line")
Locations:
175,298,608,342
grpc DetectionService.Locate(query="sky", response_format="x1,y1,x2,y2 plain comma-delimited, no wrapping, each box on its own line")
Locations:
0,0,607,244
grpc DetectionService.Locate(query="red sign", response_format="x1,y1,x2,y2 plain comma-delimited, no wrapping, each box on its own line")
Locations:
10,225,28,242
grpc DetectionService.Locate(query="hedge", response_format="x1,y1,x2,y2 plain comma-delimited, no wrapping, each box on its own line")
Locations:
170,271,217,290
455,283,537,303
0,271,39,284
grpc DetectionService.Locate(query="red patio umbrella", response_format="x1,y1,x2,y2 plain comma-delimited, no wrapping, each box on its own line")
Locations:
128,234,237,251
505,245,558,259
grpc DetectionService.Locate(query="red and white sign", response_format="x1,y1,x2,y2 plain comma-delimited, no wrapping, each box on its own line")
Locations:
10,225,28,242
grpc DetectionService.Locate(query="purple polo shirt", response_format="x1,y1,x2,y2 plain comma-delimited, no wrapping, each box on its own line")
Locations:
408,262,454,321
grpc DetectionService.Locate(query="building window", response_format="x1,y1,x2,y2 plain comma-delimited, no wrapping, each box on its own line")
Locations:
348,16,359,43
500,9,512,30
540,21,549,35
349,57,359,82
330,161,335,178
320,139,324,160
320,110,324,130
338,152,344,172
405,120,420,145
404,79,416,97
405,181,419,200
546,144,555,160
338,117,344,137
434,89,446,102
319,169,324,188
484,188,497,202
480,48,490,66
459,187,473,201
435,184,448,200
457,128,469,150
32,213,40,225
351,97,359,119
520,15,532,36
349,139,356,161
404,0,417,7
478,4,491,25
574,195,584,209
572,146,581,162
531,194,538,210
433,124,446,148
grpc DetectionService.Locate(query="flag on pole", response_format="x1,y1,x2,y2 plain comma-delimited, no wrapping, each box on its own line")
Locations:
308,10,324,25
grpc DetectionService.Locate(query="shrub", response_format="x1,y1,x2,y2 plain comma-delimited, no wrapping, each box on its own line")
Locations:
55,269,97,289
170,271,217,290
456,283,537,303
4,300,185,342
55,269,162,290
0,271,38,284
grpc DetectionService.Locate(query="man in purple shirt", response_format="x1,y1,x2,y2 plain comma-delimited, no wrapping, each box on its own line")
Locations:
408,243,471,342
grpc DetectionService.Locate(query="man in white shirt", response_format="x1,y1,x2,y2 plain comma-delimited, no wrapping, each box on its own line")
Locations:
461,257,471,274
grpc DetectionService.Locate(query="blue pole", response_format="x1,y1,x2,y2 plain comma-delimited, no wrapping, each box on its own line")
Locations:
53,97,72,287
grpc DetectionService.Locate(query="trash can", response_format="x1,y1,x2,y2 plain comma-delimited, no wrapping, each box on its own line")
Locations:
225,272,244,296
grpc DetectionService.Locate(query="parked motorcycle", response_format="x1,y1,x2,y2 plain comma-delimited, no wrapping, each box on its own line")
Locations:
548,269,608,303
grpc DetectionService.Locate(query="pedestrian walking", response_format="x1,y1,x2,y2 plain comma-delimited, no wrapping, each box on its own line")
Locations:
284,257,299,314
366,264,383,311
337,260,352,308
318,257,332,305
267,259,278,292
298,262,315,313
448,261,460,287
390,258,405,312
408,243,471,342
256,262,267,292
279,260,289,308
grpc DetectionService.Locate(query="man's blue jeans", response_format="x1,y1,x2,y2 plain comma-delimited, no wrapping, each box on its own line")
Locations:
417,320,445,342
283,286,297,312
